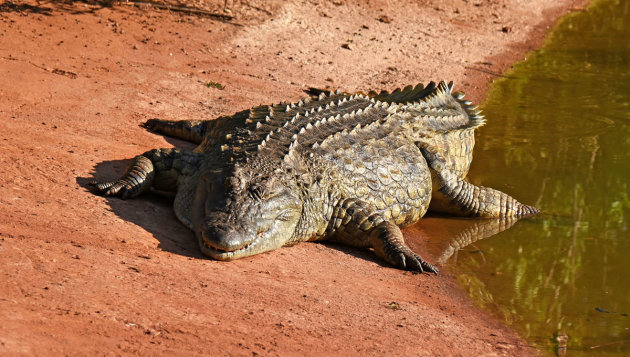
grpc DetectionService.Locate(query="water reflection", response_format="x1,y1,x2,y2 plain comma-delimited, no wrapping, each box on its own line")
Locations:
448,0,630,354
435,217,519,265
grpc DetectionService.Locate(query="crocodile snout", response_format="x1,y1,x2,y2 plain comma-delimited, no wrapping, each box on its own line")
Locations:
202,224,253,253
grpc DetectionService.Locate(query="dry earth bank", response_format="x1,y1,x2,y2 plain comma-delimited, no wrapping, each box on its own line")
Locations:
0,0,585,355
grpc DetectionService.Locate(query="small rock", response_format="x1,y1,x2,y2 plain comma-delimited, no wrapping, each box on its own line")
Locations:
377,15,392,24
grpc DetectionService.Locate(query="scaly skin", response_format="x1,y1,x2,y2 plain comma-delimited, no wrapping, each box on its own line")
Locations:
92,81,538,274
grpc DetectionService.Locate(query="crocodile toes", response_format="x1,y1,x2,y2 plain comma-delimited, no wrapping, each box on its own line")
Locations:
90,180,112,194
401,253,423,273
400,252,439,275
90,180,128,198
420,259,439,275
142,118,160,130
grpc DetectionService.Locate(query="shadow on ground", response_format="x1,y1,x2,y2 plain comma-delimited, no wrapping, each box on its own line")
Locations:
78,159,204,259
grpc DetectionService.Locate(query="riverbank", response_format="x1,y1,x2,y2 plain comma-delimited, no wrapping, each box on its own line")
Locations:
0,0,585,355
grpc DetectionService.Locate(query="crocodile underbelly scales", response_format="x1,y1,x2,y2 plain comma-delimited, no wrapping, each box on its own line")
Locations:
92,82,538,273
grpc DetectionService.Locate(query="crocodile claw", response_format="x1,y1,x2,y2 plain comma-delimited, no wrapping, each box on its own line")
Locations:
90,180,133,199
399,251,439,274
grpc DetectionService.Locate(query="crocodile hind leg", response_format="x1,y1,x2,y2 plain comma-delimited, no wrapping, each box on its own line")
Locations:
328,198,438,274
92,148,200,199
419,145,539,218
143,119,207,144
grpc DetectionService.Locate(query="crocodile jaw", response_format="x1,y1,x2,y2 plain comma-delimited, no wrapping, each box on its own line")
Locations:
199,228,269,260
198,206,302,261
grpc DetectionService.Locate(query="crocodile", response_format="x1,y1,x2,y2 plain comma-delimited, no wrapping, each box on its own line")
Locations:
92,81,538,274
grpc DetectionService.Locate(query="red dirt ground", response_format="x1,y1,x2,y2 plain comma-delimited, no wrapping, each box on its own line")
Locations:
0,0,585,355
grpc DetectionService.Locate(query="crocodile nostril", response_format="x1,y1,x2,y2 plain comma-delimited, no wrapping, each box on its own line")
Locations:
212,224,233,235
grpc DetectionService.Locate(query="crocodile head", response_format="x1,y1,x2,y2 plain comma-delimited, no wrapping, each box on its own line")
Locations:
195,164,303,260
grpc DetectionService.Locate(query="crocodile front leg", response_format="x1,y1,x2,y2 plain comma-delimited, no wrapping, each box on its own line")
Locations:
419,145,539,218
92,148,199,199
328,198,438,274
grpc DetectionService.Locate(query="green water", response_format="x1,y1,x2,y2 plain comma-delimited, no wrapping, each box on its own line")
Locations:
450,0,630,354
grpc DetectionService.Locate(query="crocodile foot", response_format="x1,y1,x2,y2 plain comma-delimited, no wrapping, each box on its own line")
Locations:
395,249,439,274
369,220,438,274
90,155,155,199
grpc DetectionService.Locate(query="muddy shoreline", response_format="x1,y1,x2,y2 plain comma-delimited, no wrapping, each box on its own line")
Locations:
0,0,586,355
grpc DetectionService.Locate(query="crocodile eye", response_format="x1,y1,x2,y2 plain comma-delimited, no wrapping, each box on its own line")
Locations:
250,187,279,200
263,189,279,199
276,209,295,222
225,176,240,190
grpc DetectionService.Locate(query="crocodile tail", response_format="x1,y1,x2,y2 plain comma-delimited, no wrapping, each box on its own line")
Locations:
309,81,485,131
449,83,486,130
368,82,437,104
369,81,485,132
423,81,485,131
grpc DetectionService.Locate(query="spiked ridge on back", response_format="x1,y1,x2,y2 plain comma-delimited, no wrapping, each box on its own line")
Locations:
217,90,395,168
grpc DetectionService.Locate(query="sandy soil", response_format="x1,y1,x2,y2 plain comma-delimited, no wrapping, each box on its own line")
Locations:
0,0,585,355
